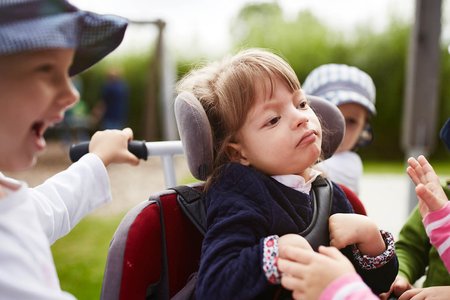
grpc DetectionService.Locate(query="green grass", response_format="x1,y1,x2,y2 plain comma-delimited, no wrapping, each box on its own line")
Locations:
364,159,450,175
51,213,125,300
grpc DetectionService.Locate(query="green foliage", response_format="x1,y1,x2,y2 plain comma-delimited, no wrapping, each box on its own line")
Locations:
229,2,449,160
72,2,449,159
75,53,153,139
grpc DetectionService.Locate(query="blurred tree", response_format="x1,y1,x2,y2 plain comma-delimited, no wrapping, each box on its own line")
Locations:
70,2,450,160
229,2,450,160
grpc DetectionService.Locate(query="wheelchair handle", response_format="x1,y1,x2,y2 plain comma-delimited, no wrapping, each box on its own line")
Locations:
69,140,148,162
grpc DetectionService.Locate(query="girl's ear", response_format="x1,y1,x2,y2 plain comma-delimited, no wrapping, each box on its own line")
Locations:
226,142,250,166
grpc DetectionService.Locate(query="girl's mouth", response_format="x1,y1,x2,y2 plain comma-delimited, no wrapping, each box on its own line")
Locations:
297,130,317,147
32,121,45,138
31,121,47,151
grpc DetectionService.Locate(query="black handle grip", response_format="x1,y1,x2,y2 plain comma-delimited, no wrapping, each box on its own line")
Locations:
69,140,148,162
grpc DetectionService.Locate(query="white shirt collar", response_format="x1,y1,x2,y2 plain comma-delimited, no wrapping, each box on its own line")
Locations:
271,169,322,194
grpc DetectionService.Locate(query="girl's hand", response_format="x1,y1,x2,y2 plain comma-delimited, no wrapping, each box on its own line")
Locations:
407,155,448,217
398,286,450,300
278,234,312,252
89,128,140,167
278,246,356,300
329,213,385,256
379,275,412,299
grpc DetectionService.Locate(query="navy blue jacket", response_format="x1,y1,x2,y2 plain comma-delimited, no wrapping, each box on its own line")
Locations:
196,163,398,300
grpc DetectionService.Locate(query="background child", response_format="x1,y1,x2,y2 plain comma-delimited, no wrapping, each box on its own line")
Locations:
302,64,376,195
176,48,397,299
0,0,139,299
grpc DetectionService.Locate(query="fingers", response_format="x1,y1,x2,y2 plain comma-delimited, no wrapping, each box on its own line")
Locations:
407,155,438,187
407,157,424,186
398,288,420,300
318,245,344,260
278,246,313,265
120,128,139,165
281,260,305,290
392,276,412,297
122,127,134,140
278,234,313,250
416,184,440,212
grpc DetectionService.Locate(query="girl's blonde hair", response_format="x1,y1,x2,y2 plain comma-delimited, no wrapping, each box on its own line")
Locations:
176,48,300,185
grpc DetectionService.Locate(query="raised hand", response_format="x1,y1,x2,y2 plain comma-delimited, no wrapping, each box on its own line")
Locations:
406,155,448,217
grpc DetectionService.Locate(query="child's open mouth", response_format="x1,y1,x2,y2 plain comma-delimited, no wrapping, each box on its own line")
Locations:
31,121,47,150
32,121,45,137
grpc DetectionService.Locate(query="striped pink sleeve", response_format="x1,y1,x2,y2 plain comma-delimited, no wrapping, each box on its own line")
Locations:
319,273,378,300
423,201,450,272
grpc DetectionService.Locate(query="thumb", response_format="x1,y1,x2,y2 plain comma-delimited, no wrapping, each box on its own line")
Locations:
124,152,140,166
416,184,442,212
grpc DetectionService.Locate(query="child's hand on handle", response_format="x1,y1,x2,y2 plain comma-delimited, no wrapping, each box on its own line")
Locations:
407,155,448,217
89,128,140,167
278,245,356,300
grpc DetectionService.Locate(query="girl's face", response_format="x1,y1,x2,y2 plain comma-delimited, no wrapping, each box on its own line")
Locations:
336,103,368,152
229,78,322,178
0,49,79,171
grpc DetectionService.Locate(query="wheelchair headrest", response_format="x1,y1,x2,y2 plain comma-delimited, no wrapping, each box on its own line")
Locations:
175,91,345,181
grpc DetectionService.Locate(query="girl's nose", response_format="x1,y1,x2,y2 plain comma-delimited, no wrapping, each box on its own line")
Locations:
292,108,309,129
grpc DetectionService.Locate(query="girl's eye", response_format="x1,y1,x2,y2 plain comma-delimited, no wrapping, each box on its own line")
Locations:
296,100,309,110
266,116,281,126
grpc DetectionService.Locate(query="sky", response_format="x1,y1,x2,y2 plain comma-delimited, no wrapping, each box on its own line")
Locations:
70,0,448,57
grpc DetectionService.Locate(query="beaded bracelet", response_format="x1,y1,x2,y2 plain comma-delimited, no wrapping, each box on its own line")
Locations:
262,235,281,284
352,230,395,270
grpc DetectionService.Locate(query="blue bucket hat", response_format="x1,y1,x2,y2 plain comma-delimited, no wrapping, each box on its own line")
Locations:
302,64,376,116
0,0,128,76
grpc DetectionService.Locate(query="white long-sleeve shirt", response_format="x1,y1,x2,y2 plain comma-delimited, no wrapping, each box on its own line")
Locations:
0,153,111,299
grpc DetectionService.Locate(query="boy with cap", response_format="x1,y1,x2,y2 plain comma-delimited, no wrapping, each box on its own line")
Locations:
0,0,139,299
302,64,376,196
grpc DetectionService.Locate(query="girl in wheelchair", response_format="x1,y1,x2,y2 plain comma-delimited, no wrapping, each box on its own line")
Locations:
176,48,398,299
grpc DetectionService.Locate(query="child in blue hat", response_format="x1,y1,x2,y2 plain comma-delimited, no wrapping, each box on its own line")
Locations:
0,1,139,299
302,64,376,196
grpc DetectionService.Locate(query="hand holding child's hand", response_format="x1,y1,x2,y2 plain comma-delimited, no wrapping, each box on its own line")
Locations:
329,213,385,256
89,128,140,167
278,246,356,300
407,155,448,217
278,234,312,251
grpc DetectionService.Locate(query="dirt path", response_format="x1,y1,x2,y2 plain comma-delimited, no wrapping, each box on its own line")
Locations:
4,141,191,216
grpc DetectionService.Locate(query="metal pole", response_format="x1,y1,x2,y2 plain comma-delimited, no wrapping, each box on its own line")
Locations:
402,0,441,213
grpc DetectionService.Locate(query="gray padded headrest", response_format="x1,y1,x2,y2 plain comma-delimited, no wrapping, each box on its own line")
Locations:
175,92,345,181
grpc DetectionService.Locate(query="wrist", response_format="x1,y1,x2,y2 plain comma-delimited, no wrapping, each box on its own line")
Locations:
262,235,281,284
356,228,386,256
352,230,395,270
